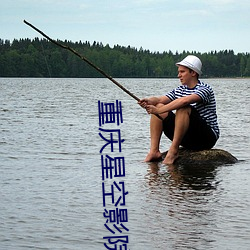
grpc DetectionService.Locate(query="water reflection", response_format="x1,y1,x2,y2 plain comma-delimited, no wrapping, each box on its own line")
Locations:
147,162,219,191
143,162,221,249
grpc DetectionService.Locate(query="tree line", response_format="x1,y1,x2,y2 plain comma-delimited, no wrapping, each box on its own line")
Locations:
0,38,250,78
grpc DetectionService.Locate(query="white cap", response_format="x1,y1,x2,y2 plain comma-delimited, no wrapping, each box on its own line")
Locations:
176,55,202,75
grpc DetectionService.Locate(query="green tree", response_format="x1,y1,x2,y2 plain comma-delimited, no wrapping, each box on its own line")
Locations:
244,56,250,76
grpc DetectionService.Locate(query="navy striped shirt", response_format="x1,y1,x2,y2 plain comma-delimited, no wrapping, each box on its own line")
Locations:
166,80,220,139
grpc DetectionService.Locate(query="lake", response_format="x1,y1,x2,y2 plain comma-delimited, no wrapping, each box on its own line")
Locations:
1,78,250,249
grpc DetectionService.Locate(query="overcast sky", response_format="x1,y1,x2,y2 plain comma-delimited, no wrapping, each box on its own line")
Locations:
1,0,250,53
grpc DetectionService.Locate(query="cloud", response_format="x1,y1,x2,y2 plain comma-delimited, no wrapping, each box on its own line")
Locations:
205,0,237,4
79,3,89,10
133,0,168,5
198,0,250,10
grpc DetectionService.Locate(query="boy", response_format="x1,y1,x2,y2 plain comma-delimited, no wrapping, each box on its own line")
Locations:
139,55,219,164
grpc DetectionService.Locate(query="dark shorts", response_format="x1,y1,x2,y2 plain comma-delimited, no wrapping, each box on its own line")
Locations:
163,107,217,150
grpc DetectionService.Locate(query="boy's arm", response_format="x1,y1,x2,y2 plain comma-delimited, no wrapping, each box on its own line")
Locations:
146,94,201,115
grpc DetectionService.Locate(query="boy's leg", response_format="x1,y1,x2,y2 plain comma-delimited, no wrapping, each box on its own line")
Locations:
144,104,169,162
163,106,191,164
180,107,217,150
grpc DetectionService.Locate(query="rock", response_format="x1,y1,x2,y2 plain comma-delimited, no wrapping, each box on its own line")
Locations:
161,148,238,166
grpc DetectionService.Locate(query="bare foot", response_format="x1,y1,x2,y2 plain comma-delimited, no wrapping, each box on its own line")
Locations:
144,151,162,162
163,150,179,165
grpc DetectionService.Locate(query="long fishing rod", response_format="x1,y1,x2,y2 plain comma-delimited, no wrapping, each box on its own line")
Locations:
23,20,163,120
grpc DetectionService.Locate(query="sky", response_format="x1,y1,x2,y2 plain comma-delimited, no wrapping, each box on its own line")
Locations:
1,0,250,53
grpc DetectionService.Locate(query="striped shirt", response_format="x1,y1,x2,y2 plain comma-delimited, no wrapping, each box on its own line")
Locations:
166,80,220,139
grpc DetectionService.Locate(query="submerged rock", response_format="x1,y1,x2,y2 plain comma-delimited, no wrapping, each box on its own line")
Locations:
162,148,238,166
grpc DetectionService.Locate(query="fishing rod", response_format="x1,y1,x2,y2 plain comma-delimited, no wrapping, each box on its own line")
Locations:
23,20,163,120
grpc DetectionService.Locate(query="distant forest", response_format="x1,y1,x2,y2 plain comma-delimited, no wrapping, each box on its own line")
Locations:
1,38,250,78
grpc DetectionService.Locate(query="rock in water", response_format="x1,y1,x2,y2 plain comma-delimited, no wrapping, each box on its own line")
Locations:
162,148,238,166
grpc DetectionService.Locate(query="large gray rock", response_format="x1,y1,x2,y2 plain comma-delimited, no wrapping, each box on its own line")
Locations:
161,148,238,166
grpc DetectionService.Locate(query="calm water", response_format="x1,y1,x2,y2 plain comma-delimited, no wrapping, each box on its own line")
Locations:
1,78,250,250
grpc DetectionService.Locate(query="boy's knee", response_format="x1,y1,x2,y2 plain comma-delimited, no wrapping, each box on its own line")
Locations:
176,106,192,116
155,103,165,108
